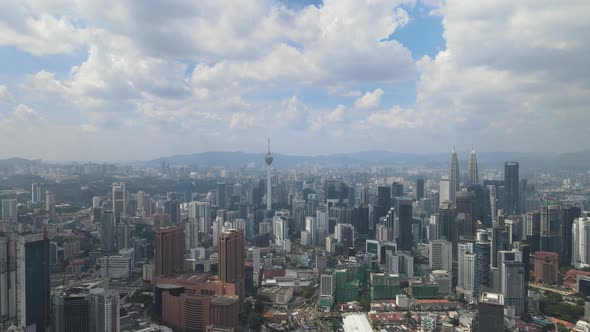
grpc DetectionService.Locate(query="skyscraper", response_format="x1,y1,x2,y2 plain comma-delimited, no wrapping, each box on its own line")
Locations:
504,161,519,215
377,186,392,214
457,242,476,302
478,292,504,332
416,179,424,201
474,234,491,297
396,199,413,251
111,182,126,219
449,147,460,203
16,232,50,332
216,182,227,209
45,191,55,221
89,289,120,332
155,225,185,277
99,210,116,253
429,240,452,271
219,229,245,299
439,176,450,207
572,217,590,269
468,148,478,185
1,198,17,222
265,138,274,211
31,183,44,204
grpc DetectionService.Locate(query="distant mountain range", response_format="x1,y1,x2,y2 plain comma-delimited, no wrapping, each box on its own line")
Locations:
1,150,588,171
151,150,590,170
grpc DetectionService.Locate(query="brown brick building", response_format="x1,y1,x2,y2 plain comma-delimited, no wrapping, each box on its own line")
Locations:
534,251,559,284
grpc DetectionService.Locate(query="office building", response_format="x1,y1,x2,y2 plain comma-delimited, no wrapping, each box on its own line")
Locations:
112,182,126,219
396,199,413,251
468,148,478,185
572,217,590,269
189,201,212,234
429,240,452,271
457,243,476,302
100,255,132,280
534,251,559,284
449,147,460,203
219,229,245,299
31,183,44,204
16,233,50,332
377,186,392,214
540,205,560,253
53,288,90,332
478,292,504,332
439,176,450,207
504,162,519,215
1,199,17,222
45,191,55,221
391,182,403,197
155,225,185,277
99,210,116,253
474,234,491,297
416,179,425,200
89,289,120,332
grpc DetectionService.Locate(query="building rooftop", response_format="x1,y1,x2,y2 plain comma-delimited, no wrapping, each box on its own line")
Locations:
343,314,372,332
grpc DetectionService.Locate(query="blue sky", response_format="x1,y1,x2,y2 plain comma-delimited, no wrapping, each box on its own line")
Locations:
0,0,588,160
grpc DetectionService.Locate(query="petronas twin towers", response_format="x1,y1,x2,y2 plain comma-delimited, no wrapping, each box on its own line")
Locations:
448,147,478,203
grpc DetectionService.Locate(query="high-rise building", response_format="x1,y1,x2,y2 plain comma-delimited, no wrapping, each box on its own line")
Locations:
526,211,541,253
439,176,450,207
31,183,44,204
468,148,478,185
53,288,90,332
155,225,185,277
560,207,581,266
391,182,403,198
89,289,120,332
474,236,491,297
504,162,519,215
457,243,476,302
219,229,245,299
396,199,413,251
449,147,460,203
456,190,476,238
112,182,126,219
1,199,17,222
265,139,274,211
216,182,227,209
377,186,392,214
534,251,559,284
540,205,560,253
273,216,288,248
478,292,504,332
429,240,452,271
164,199,180,224
45,191,55,221
16,233,50,332
497,250,525,315
572,217,590,269
99,210,116,253
416,179,425,201
188,201,211,234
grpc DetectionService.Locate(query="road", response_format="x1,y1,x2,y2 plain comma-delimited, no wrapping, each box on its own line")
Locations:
528,283,574,296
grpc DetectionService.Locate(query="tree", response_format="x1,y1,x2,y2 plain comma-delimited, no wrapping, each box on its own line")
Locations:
359,296,370,311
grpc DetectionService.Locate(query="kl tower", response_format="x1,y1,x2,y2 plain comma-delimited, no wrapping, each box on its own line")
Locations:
265,138,273,211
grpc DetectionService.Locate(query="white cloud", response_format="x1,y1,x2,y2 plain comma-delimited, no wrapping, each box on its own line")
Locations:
13,104,43,121
366,106,423,129
355,88,384,109
229,112,256,129
0,85,12,103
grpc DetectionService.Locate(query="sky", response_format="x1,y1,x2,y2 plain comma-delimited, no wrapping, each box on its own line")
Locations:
0,0,588,161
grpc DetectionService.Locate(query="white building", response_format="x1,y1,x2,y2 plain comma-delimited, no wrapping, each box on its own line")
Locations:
439,176,450,207
573,217,590,269
100,255,132,280
429,240,452,271
342,314,372,332
457,243,476,302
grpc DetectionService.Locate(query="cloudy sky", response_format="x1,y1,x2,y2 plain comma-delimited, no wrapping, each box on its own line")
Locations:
0,0,588,160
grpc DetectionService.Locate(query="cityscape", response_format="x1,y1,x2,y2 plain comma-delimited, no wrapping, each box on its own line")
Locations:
0,1,589,332
0,146,589,332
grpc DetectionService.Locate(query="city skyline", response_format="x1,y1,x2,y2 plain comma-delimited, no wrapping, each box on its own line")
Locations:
0,0,588,160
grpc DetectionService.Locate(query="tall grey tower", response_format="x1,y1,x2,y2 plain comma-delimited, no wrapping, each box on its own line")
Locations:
468,147,479,185
449,147,460,203
504,161,519,215
265,138,274,211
